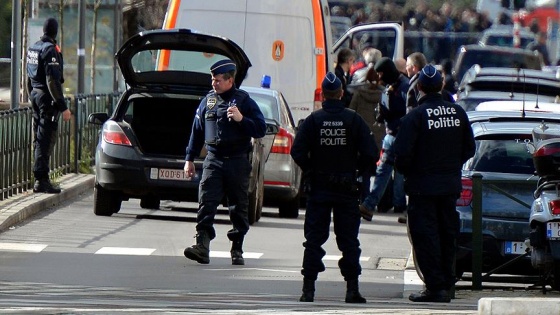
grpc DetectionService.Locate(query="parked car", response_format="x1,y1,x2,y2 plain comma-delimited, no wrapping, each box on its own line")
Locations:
456,66,560,111
87,29,279,225
478,25,535,49
242,85,302,218
455,109,560,278
452,44,542,83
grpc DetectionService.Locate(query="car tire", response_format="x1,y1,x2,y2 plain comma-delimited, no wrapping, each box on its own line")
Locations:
248,169,264,225
278,194,300,218
140,197,160,209
94,183,122,216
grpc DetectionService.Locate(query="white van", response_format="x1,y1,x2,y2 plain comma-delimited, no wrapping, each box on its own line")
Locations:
162,0,403,122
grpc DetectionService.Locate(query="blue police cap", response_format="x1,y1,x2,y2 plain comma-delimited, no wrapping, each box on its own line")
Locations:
321,72,342,92
418,64,442,88
210,59,236,75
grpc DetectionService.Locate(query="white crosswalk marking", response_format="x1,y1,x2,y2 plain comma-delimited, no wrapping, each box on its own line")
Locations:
210,251,263,259
95,247,156,255
323,255,370,262
0,242,47,253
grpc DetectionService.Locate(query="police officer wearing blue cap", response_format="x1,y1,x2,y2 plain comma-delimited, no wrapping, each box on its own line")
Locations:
183,59,266,266
26,17,72,194
394,65,475,303
291,72,378,303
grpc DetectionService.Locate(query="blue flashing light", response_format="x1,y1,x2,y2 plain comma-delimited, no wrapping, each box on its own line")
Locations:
261,75,271,88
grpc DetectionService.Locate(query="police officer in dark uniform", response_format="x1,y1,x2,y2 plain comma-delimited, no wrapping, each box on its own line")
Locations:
394,65,475,303
183,59,266,266
26,17,72,194
291,72,378,303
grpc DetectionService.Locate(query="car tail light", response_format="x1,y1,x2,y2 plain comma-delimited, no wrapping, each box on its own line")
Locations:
102,121,132,146
271,127,293,154
457,177,473,206
550,200,560,215
314,88,322,111
534,145,560,157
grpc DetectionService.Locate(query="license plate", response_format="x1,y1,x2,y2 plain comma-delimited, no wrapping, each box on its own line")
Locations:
150,168,194,181
547,222,560,240
504,241,527,255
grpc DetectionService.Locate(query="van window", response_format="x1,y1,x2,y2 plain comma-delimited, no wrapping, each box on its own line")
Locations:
334,28,398,61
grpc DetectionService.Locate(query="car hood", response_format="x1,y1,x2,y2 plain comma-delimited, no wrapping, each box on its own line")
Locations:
116,29,251,89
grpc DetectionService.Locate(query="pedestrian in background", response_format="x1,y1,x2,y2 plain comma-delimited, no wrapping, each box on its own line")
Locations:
183,59,266,266
405,52,428,113
291,72,378,303
394,65,475,303
526,31,551,66
349,67,384,202
359,57,409,220
26,17,72,194
334,48,356,107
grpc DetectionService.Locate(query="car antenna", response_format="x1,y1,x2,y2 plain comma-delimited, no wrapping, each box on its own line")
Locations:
535,78,540,109
521,68,526,118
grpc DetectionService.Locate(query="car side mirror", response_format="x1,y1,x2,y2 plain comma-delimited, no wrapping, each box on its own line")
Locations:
265,118,280,135
88,112,110,125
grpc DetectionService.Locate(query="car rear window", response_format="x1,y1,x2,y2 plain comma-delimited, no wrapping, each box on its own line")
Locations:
131,49,230,74
485,35,533,48
249,93,280,121
468,138,534,174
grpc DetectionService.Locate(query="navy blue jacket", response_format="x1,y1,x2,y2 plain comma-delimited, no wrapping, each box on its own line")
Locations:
185,87,266,161
394,93,475,195
291,98,378,195
378,74,409,135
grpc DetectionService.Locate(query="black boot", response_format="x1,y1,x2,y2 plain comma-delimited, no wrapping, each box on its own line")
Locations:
231,238,245,266
345,279,366,303
299,278,315,302
184,231,210,264
33,179,61,194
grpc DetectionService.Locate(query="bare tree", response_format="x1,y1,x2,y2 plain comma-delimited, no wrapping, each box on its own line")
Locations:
90,0,102,94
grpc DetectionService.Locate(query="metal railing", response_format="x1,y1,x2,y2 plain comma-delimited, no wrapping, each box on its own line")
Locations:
0,92,120,201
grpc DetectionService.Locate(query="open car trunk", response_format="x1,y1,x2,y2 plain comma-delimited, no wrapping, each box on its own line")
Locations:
127,94,201,157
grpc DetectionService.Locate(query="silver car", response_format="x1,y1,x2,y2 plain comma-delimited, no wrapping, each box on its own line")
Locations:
242,85,302,218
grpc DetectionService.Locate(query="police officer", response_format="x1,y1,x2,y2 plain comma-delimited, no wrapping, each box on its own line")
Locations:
183,59,266,266
26,17,72,194
291,72,378,303
394,65,475,303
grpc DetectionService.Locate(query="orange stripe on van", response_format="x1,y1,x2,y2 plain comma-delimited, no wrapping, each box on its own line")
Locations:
159,0,180,70
163,0,179,29
312,0,327,90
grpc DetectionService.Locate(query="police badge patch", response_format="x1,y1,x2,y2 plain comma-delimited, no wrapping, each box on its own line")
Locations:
206,96,217,109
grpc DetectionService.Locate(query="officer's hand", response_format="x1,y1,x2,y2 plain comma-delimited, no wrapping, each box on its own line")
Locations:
184,161,195,178
227,106,243,122
62,109,71,121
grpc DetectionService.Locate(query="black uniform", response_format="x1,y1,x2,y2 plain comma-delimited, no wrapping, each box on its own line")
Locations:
394,93,475,294
291,98,378,282
26,34,67,184
185,87,266,242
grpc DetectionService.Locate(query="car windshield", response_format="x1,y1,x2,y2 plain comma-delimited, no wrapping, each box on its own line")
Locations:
131,49,231,74
485,35,533,48
466,137,534,174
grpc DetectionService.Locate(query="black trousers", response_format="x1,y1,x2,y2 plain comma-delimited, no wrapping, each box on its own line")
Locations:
30,89,58,181
301,192,362,281
407,194,459,291
196,152,251,241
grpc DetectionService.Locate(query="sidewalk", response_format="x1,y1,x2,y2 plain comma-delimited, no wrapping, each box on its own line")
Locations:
0,173,559,314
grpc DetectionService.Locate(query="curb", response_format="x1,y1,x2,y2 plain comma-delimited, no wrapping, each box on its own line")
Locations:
0,173,95,232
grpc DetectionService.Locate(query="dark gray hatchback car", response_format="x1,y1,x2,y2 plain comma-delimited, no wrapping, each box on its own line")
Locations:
88,29,278,224
455,110,560,277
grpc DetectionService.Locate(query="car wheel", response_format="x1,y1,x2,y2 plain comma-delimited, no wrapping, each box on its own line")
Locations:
278,193,300,218
94,183,121,216
248,169,264,225
140,197,160,209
